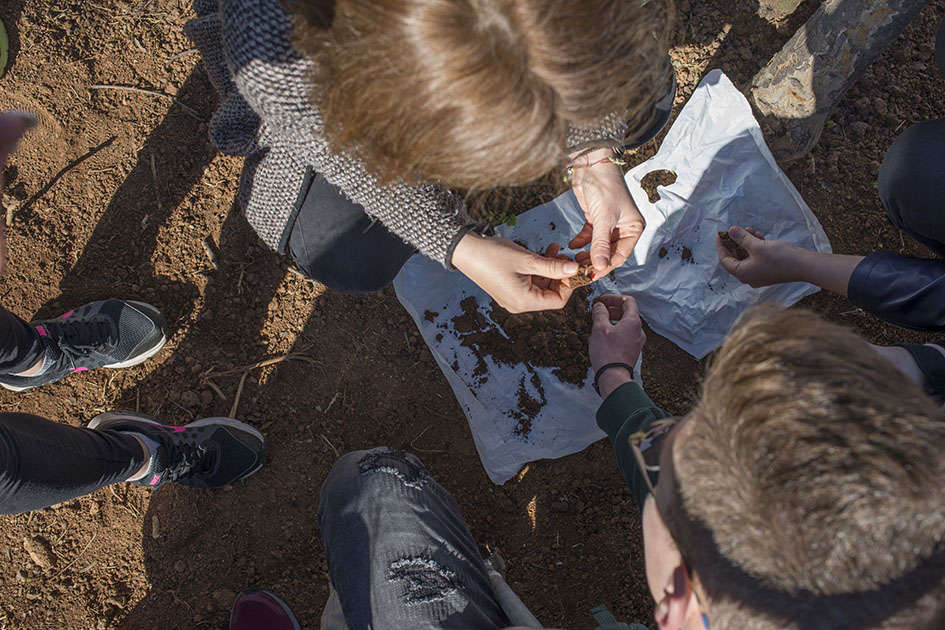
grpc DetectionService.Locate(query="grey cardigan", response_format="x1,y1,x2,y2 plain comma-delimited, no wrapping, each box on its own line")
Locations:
185,0,630,265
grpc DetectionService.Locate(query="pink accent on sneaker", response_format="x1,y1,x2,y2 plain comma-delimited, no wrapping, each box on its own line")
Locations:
158,424,186,433
34,325,48,337
59,310,75,319
72,366,89,372
149,474,161,486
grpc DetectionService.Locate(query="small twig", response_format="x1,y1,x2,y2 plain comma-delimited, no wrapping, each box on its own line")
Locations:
323,392,340,415
204,378,227,402
19,137,116,214
207,353,318,379
411,425,447,453
403,331,412,351
320,434,340,457
202,237,219,270
149,152,162,213
168,48,198,63
51,533,97,579
229,371,248,418
89,84,201,120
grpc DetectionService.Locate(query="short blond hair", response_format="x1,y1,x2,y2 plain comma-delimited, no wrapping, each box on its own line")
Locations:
666,306,945,629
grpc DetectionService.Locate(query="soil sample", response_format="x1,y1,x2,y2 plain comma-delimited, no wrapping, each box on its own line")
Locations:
447,290,593,436
568,264,595,289
640,170,678,203
718,231,749,260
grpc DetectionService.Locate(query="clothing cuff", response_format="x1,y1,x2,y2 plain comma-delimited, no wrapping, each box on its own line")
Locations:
444,224,484,270
847,251,887,308
596,381,655,438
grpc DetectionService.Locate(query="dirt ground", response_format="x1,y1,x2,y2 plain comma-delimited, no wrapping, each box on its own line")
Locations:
0,1,943,628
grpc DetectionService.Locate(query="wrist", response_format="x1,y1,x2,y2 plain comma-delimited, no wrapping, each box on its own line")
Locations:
450,230,485,272
596,364,634,398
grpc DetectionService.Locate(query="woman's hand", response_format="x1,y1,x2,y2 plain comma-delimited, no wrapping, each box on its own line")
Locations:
569,148,645,277
589,294,646,397
452,233,577,313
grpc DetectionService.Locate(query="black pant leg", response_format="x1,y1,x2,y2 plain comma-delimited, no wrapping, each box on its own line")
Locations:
878,119,945,256
0,306,45,375
0,413,145,514
287,173,416,294
317,448,510,630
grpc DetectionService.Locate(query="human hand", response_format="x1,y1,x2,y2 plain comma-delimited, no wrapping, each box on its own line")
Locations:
569,148,645,277
716,226,805,288
451,233,577,313
0,111,36,277
589,294,646,397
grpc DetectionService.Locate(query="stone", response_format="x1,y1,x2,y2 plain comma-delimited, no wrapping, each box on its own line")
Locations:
23,537,56,569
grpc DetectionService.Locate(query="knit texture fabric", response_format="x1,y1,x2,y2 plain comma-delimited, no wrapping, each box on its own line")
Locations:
185,0,628,265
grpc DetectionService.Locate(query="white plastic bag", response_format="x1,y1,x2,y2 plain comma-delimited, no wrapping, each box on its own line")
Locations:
394,70,831,483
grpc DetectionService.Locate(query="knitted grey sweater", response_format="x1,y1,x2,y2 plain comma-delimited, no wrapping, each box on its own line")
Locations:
184,0,629,265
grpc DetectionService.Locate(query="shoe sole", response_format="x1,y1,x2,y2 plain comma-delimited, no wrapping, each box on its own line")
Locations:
88,412,267,483
1,301,167,392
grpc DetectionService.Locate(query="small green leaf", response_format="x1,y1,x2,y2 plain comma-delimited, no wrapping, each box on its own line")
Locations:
504,214,517,226
826,120,836,129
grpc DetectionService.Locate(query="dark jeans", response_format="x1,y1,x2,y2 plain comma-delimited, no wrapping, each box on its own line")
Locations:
878,17,945,255
0,413,144,514
287,171,415,293
0,306,45,375
878,118,945,257
317,448,511,630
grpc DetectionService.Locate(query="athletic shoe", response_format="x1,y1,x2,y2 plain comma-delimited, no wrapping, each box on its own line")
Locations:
229,590,300,630
0,299,166,392
88,411,266,489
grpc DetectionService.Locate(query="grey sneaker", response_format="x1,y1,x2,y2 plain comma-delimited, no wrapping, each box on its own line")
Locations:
88,411,266,489
0,299,166,392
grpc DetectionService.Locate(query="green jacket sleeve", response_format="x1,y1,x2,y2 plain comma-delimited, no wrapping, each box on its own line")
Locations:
596,382,673,512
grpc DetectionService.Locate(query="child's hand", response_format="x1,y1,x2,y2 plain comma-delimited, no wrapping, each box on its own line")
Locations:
716,226,804,288
589,294,646,397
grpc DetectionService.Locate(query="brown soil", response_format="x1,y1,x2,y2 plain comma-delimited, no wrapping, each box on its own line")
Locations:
568,264,596,289
449,291,593,391
718,231,750,260
639,169,678,203
0,1,943,629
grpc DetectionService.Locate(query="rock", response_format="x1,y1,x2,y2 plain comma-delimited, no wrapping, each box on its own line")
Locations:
89,501,100,516
15,570,27,583
23,537,56,569
151,515,161,539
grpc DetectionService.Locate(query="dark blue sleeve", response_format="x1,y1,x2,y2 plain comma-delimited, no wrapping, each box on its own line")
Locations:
847,252,945,331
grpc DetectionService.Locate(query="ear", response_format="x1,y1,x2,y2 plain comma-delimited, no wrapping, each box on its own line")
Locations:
654,565,700,630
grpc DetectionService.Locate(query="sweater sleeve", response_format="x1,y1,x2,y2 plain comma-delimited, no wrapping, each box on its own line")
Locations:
847,251,945,331
596,382,674,511
566,111,630,155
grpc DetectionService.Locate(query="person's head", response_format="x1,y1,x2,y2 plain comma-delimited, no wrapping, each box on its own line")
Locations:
291,0,672,189
641,306,945,629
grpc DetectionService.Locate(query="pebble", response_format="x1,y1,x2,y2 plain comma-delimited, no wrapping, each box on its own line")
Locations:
23,537,56,569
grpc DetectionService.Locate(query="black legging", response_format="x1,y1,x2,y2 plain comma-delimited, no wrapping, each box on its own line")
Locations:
0,305,45,375
0,413,144,514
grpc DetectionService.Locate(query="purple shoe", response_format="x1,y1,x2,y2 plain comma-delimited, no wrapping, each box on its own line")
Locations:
229,590,300,630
